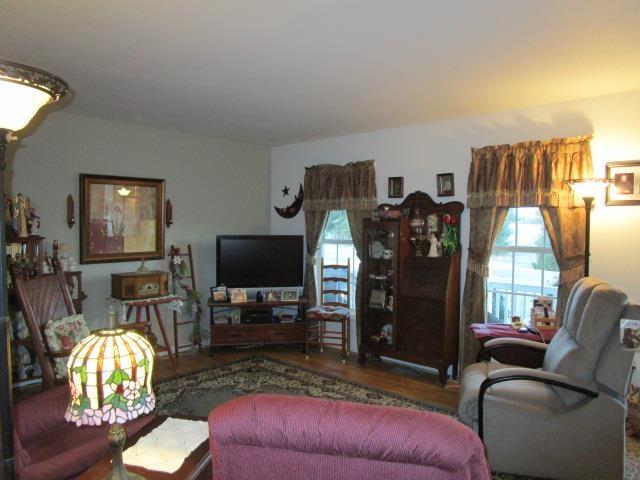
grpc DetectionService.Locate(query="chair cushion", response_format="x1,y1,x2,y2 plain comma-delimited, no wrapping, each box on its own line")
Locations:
43,314,90,379
307,306,350,321
543,278,627,402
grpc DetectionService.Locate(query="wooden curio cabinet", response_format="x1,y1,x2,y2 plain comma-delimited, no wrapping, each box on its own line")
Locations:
359,191,464,386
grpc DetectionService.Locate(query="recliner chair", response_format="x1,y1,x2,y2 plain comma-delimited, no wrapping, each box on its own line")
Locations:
458,277,636,479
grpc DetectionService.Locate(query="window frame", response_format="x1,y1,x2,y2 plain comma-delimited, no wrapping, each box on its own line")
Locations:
315,211,358,311
486,207,558,323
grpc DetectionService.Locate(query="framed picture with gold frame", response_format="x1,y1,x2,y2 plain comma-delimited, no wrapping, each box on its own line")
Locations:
230,288,248,303
80,174,165,264
606,161,640,206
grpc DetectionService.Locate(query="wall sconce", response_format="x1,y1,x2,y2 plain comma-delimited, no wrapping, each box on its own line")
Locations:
566,178,612,276
166,198,173,228
66,194,75,228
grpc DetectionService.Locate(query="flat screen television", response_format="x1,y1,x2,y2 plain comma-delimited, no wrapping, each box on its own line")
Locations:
216,235,304,288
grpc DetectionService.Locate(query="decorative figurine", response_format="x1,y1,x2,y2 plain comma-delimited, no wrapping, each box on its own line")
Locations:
17,194,29,237
428,233,440,257
28,207,40,235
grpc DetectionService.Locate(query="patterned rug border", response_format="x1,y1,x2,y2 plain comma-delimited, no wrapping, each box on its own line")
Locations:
155,354,456,415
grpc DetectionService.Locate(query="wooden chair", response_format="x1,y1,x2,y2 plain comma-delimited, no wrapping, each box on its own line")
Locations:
305,258,351,363
12,268,76,390
169,244,202,356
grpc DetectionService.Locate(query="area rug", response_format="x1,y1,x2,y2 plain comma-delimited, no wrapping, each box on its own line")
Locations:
155,355,639,480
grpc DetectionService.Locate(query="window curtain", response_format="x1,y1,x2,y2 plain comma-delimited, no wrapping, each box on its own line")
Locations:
303,159,377,344
462,136,593,366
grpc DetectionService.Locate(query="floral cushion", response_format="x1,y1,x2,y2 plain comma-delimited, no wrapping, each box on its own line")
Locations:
307,305,351,321
43,314,90,380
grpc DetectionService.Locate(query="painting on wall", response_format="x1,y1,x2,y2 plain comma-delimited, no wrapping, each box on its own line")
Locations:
606,161,640,206
436,173,454,197
80,174,165,263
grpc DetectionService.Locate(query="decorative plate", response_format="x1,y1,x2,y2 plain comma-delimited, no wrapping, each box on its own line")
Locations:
371,240,384,259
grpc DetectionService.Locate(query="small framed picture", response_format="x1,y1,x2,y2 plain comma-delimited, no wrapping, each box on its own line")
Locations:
369,289,386,309
437,173,454,197
230,288,248,303
388,177,404,198
212,290,228,302
606,161,640,206
265,291,277,302
281,288,298,302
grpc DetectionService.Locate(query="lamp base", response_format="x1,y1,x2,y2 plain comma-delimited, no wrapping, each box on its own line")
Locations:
105,423,145,480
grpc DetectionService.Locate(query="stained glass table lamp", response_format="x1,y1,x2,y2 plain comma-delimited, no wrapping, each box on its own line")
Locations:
65,314,155,480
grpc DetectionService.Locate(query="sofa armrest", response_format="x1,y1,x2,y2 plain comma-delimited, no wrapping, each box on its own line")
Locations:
483,337,548,351
14,384,70,443
209,394,488,473
478,367,598,440
478,338,548,368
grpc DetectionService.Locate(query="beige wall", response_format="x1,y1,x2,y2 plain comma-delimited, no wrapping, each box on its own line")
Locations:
6,112,270,345
270,89,640,353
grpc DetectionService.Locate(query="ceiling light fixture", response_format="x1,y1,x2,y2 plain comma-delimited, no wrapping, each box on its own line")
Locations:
117,187,131,196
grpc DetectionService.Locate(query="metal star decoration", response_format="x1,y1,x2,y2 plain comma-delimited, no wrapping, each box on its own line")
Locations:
282,186,290,196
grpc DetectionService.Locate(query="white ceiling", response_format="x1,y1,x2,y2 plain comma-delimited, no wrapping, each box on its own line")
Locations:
2,0,639,146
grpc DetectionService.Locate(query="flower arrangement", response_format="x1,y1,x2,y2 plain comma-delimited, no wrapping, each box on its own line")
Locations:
441,214,458,256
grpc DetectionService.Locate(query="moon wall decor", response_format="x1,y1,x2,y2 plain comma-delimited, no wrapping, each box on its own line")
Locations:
274,183,304,218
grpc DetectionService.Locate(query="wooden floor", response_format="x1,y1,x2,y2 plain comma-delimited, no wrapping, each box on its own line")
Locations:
158,344,460,410
14,345,460,409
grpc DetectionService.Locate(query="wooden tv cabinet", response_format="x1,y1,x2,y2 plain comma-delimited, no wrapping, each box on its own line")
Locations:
208,299,307,355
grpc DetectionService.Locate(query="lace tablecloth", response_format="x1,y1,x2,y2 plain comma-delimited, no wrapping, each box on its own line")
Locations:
122,417,209,473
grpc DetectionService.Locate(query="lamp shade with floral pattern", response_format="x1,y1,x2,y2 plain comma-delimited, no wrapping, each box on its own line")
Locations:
65,328,155,427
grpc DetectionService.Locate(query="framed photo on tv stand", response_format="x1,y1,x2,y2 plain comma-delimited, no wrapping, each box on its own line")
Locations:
230,288,248,303
281,288,298,302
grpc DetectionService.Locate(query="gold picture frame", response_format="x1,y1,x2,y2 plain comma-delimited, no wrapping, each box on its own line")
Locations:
230,288,248,303
80,174,165,264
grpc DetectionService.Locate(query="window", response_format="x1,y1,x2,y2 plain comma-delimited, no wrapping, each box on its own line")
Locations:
316,210,360,309
486,207,559,323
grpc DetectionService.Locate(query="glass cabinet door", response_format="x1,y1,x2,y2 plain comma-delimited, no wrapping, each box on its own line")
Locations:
363,220,399,349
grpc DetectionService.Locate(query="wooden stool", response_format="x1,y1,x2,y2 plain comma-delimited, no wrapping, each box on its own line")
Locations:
304,259,351,363
119,295,181,368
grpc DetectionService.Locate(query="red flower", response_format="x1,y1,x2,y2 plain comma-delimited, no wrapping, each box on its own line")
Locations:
443,214,456,226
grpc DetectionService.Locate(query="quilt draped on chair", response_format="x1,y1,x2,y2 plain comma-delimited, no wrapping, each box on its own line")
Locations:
462,136,593,366
303,159,377,348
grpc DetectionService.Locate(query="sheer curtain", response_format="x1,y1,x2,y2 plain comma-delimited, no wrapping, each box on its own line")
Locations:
303,160,377,346
462,136,593,366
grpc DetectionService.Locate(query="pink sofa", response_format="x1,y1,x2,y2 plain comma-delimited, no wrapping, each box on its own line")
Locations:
13,384,154,480
209,394,490,480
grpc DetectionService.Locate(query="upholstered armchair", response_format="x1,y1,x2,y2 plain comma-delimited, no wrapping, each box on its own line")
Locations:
13,384,154,480
458,277,636,480
210,394,491,480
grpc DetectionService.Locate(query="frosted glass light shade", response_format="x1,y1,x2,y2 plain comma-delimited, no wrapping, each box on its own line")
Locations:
0,60,68,132
65,328,155,427
566,178,612,199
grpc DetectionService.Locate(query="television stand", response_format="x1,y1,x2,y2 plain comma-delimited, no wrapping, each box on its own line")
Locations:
207,298,308,355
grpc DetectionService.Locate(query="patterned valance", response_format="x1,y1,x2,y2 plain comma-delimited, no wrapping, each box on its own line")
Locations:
303,159,377,212
467,135,593,208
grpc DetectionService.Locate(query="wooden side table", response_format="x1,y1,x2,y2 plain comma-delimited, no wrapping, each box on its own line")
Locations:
470,323,557,367
120,295,182,368
77,416,211,480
